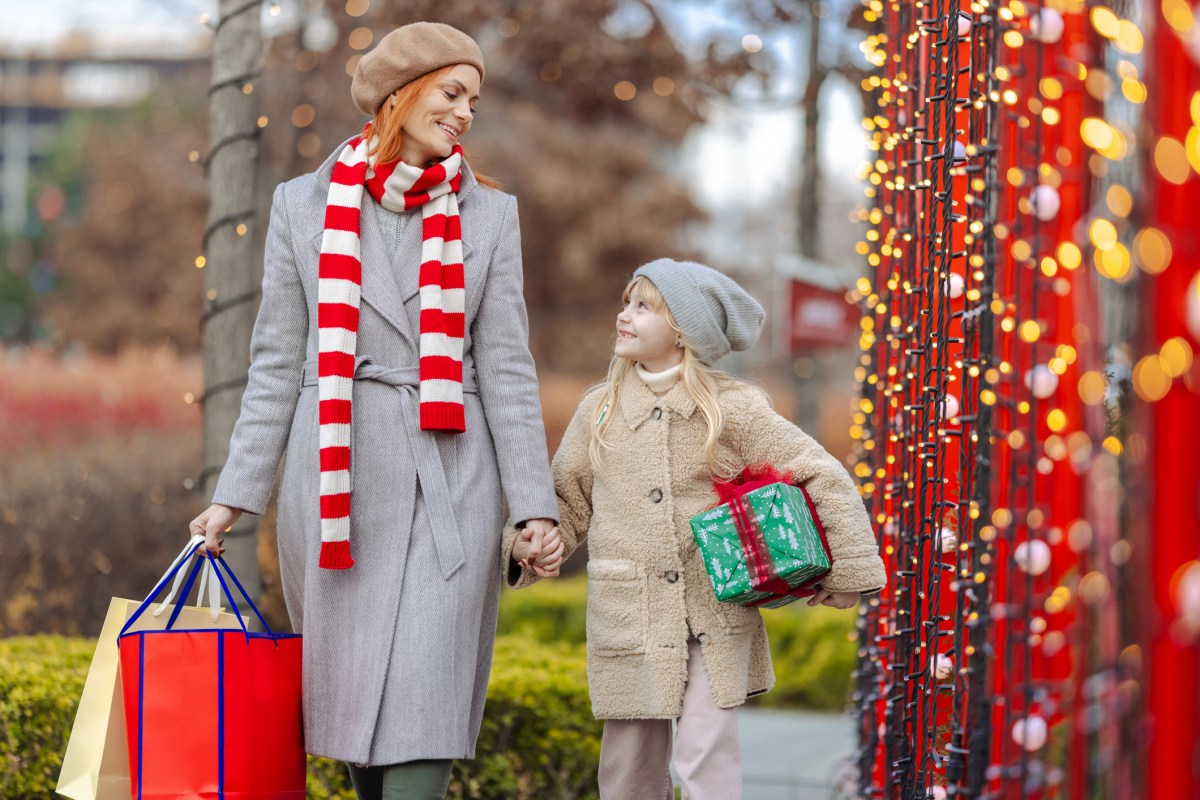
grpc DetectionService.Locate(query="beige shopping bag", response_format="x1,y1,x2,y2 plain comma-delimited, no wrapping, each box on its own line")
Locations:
56,539,246,800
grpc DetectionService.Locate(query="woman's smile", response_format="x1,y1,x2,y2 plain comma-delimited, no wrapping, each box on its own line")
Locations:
399,63,480,165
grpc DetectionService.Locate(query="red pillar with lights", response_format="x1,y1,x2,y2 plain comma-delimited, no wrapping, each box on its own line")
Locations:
1144,13,1200,799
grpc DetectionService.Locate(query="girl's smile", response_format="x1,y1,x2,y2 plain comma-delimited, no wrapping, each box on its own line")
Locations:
614,287,683,372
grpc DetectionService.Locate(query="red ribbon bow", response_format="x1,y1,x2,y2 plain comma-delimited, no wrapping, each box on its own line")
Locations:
712,463,833,605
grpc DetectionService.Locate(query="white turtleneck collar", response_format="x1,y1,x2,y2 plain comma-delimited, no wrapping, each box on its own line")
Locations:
636,362,683,395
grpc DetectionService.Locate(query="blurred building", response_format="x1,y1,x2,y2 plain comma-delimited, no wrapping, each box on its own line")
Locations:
773,253,860,440
0,29,209,233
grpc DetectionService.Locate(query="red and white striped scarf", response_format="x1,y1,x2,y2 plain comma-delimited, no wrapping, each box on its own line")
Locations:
316,127,467,570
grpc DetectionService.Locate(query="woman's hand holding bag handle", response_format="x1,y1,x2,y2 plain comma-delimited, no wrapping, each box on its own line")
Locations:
148,534,226,623
189,503,243,557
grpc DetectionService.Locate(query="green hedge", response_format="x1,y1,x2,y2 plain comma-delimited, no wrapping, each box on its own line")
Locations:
498,575,858,711
0,635,599,800
761,602,859,710
0,636,95,797
2,577,854,798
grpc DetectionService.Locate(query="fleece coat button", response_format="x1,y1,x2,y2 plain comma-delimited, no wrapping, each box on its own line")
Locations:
665,571,678,583
697,633,710,645
651,407,662,420
649,488,663,503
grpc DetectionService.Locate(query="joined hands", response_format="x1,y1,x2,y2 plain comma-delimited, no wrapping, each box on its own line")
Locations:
512,518,564,577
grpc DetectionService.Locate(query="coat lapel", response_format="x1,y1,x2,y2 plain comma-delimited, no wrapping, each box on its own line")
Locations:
398,165,479,306
396,228,475,304
361,200,418,339
307,196,415,341
307,149,482,342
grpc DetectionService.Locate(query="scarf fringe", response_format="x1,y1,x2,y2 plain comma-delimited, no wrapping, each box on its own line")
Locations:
420,402,467,432
319,540,355,570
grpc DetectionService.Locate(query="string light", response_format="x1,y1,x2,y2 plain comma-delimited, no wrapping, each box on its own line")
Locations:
845,0,1188,794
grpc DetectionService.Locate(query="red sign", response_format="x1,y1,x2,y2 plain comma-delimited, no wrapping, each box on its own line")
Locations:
789,280,858,350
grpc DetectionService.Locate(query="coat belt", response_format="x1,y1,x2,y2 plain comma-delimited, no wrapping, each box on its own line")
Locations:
301,356,476,580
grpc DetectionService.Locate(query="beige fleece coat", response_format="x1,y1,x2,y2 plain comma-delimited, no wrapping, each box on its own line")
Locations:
502,371,887,719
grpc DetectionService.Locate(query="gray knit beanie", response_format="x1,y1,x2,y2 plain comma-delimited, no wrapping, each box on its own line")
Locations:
632,258,765,364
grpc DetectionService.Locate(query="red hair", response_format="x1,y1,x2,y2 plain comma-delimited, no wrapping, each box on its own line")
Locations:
368,65,499,189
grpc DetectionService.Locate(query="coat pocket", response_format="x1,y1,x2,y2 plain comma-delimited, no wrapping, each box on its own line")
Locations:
586,559,648,656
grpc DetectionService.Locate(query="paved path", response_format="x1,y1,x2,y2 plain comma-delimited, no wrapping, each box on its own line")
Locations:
671,708,855,799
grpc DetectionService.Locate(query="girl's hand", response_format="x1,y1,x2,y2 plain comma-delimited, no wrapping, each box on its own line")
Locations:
807,587,860,609
512,520,565,577
189,504,243,557
529,526,565,577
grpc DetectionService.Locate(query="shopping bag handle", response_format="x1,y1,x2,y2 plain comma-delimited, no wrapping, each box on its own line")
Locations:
159,546,278,639
119,538,277,639
150,535,222,622
160,554,209,631
161,553,246,637
205,552,276,637
120,537,211,637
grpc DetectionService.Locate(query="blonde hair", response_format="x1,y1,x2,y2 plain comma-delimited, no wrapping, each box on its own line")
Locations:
368,65,499,189
589,276,746,479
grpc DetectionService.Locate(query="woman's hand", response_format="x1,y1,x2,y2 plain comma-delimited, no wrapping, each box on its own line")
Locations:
511,518,565,577
807,587,861,609
189,504,243,557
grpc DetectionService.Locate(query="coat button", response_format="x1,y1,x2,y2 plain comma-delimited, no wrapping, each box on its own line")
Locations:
697,633,710,645
651,407,662,420
649,488,663,503
665,571,678,583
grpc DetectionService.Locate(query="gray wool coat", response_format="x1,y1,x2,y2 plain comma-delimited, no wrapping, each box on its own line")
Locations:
211,142,558,766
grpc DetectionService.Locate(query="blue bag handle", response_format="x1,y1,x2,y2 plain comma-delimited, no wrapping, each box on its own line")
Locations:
120,539,208,638
119,539,280,640
163,555,208,631
206,553,278,638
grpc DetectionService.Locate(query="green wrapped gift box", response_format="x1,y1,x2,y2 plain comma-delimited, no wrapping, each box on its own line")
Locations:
689,482,831,609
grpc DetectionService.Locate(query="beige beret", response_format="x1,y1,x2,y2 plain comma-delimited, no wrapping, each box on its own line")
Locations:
351,22,485,115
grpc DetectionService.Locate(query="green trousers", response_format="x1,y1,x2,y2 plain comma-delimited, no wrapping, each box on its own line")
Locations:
346,759,453,800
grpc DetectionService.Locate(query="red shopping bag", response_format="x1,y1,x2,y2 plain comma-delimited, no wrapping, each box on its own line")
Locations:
117,542,305,800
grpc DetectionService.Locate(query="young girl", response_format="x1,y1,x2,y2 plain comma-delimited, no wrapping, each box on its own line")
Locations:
508,258,887,800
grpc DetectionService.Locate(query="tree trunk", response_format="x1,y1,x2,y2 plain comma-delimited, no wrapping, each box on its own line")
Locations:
203,0,263,608
794,2,827,434
797,2,826,261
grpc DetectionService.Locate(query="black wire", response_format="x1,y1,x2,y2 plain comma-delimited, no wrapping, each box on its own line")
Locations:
201,129,263,175
212,0,261,34
850,2,1012,798
200,289,260,327
197,375,249,405
209,68,265,96
202,209,258,249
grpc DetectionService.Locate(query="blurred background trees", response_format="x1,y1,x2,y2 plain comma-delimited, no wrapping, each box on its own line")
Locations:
4,0,859,367
255,0,759,371
0,0,870,634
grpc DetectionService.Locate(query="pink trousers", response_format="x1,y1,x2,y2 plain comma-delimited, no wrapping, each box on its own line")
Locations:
597,638,742,800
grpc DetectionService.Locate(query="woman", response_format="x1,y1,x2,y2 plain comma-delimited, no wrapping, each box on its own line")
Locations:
189,22,562,799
